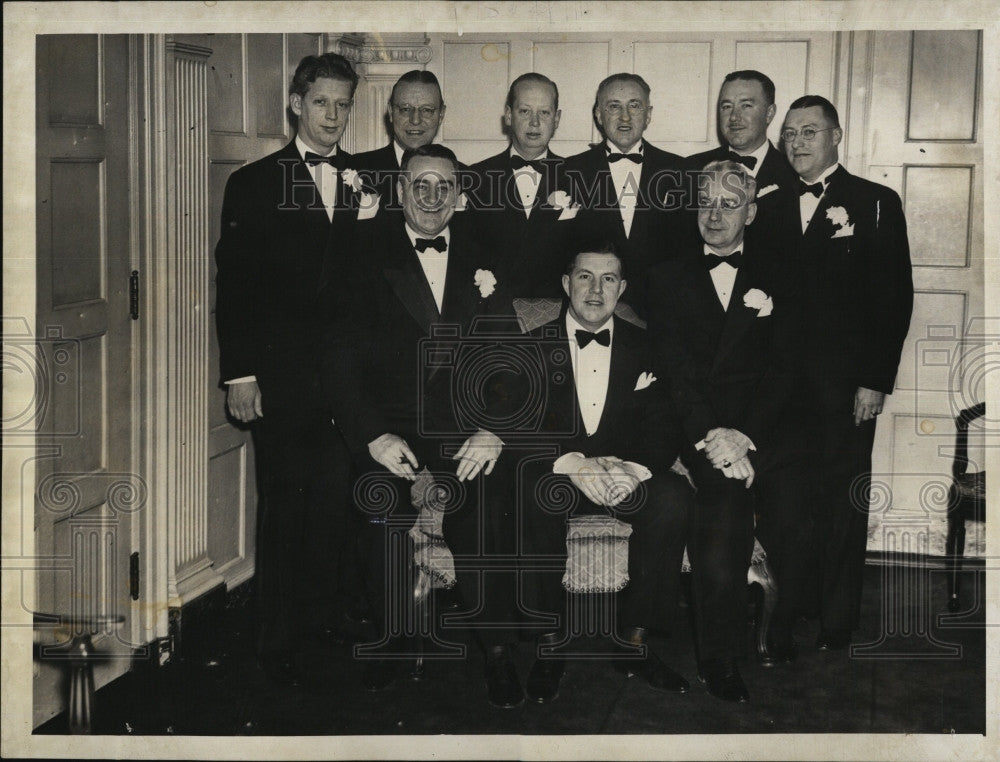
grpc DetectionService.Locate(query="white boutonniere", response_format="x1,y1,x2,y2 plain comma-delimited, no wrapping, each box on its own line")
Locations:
546,190,579,221
357,192,380,221
634,372,657,391
454,191,468,213
743,288,773,317
756,183,779,199
826,206,854,238
341,168,363,193
474,269,497,298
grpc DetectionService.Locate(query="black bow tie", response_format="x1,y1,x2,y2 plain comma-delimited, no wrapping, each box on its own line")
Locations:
704,252,743,270
414,236,447,253
728,151,758,170
799,180,824,197
510,155,545,173
575,328,611,348
304,151,346,171
607,152,643,164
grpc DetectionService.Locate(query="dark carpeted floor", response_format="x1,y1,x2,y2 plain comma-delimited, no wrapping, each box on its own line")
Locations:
35,564,985,736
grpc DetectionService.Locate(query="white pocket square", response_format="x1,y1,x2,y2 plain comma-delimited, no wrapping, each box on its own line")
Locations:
634,372,657,391
558,205,578,221
831,224,854,238
756,184,779,199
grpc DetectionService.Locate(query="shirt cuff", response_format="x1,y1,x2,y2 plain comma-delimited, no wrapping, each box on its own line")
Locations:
553,452,585,474
225,375,257,384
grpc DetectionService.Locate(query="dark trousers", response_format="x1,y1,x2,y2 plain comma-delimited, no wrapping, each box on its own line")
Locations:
359,449,517,654
804,400,878,631
520,467,693,636
686,440,812,661
253,406,356,656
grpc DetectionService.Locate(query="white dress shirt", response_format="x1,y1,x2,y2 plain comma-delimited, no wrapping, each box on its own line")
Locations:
565,311,614,437
705,243,742,311
393,140,406,168
296,135,339,222
606,141,643,238
798,162,840,234
510,147,547,217
406,223,450,313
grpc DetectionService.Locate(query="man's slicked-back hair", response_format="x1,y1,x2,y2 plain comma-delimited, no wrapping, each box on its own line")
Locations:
595,72,651,104
400,143,460,174
700,158,758,201
565,239,626,279
787,94,841,128
289,53,359,98
722,69,776,105
390,69,444,106
505,72,560,111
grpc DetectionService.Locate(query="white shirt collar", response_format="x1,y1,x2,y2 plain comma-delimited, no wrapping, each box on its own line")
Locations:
393,141,406,168
605,140,643,156
405,223,450,251
728,140,771,175
703,242,744,258
295,135,338,160
566,310,615,344
799,161,840,187
509,146,549,162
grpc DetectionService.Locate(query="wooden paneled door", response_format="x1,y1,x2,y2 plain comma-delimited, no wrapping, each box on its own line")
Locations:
34,34,139,723
855,31,985,558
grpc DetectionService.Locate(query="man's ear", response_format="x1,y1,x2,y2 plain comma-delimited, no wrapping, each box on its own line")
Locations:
745,201,757,226
289,93,303,118
396,178,405,202
617,278,627,299
503,106,512,129
765,102,776,126
832,127,844,147
562,274,571,299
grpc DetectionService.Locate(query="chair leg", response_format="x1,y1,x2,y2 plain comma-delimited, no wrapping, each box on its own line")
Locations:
946,510,966,613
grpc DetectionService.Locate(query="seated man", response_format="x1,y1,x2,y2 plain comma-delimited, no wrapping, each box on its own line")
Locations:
513,242,694,703
647,160,811,704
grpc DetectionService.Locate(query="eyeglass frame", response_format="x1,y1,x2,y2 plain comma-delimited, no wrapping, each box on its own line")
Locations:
391,103,441,121
780,126,835,143
601,101,648,116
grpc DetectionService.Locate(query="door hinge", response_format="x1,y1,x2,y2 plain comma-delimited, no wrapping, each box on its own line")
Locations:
130,551,140,600
129,270,140,320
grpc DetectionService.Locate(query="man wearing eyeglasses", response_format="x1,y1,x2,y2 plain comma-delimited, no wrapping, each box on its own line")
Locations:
349,69,447,209
779,95,913,653
687,70,797,250
560,73,687,319
647,160,811,703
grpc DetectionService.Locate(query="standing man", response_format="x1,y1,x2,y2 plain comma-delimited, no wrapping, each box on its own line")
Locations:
515,243,694,704
322,145,524,708
350,69,446,209
779,95,913,651
214,53,361,686
468,72,568,299
687,70,797,247
648,161,811,703
561,73,687,318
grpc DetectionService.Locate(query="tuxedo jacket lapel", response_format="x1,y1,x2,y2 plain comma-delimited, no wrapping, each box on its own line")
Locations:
282,147,334,230
712,263,756,373
803,165,849,240
380,224,439,333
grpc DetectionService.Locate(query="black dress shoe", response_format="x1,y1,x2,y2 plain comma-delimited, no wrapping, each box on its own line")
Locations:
698,658,750,703
615,648,690,693
258,652,303,687
758,636,799,667
525,656,564,703
817,628,852,650
361,658,400,692
485,646,524,709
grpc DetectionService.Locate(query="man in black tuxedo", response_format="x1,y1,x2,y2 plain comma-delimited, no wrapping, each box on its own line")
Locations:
468,73,570,299
647,160,811,703
560,73,687,318
778,95,913,651
214,53,363,686
514,243,694,704
687,70,797,249
322,144,527,707
349,69,446,209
